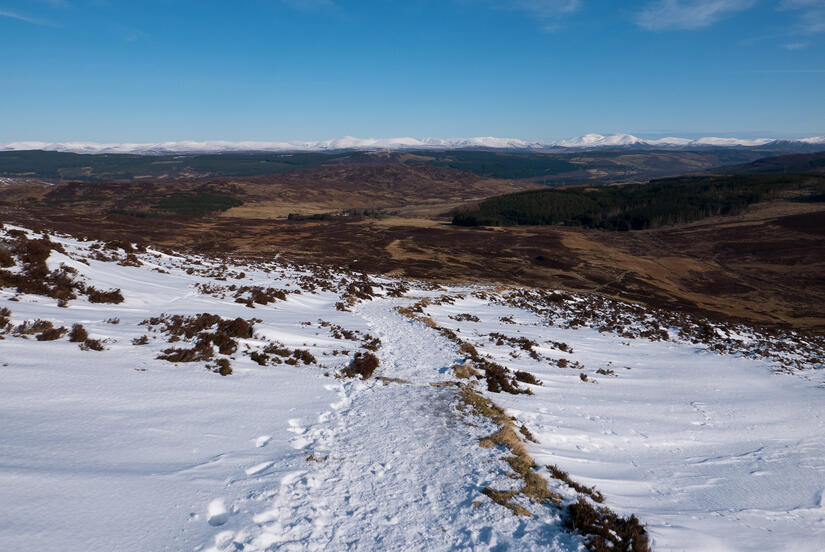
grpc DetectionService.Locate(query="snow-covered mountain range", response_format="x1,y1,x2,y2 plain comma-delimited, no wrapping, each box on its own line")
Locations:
2,134,824,155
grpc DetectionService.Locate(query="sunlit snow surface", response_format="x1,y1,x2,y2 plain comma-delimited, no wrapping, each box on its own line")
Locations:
0,226,823,551
3,133,823,154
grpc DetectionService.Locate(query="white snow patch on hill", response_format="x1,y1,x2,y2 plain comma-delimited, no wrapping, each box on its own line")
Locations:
419,293,825,551
0,225,823,551
2,133,822,154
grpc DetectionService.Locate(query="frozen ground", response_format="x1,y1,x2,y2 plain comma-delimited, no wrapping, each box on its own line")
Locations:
421,294,825,551
0,225,823,551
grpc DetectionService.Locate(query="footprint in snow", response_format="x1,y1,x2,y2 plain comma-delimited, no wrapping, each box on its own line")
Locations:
207,499,230,527
245,462,274,476
287,418,306,434
290,436,312,450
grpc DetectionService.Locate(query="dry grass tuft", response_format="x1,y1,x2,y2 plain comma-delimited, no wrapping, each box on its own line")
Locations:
36,326,67,341
453,363,480,379
342,352,380,379
514,370,542,386
80,338,104,351
68,324,88,342
0,248,13,268
565,498,650,552
547,464,604,503
0,306,11,329
87,287,125,304
214,358,232,376
481,488,531,516
460,386,562,516
14,319,54,335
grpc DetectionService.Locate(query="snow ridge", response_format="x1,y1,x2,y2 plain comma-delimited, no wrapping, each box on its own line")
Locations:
2,134,823,154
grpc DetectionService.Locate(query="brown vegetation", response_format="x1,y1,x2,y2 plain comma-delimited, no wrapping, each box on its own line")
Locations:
547,464,604,503
87,287,125,304
35,326,67,341
214,358,232,376
461,386,561,516
514,370,542,386
4,161,825,332
342,352,380,379
0,306,10,329
68,324,88,342
565,498,650,552
80,338,104,351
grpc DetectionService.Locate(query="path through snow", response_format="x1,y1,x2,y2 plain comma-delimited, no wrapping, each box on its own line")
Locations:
203,298,580,551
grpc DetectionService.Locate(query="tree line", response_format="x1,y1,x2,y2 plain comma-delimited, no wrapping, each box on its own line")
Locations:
452,174,825,231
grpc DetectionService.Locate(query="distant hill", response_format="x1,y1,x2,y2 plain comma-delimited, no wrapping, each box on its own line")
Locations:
0,148,807,183
713,151,825,176
0,150,354,181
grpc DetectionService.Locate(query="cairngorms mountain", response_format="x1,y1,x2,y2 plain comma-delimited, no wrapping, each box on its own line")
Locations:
3,133,825,154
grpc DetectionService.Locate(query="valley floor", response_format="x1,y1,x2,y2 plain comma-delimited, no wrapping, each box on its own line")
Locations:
0,225,823,551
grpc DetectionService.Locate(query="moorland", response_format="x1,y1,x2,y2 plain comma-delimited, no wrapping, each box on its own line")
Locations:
2,147,824,330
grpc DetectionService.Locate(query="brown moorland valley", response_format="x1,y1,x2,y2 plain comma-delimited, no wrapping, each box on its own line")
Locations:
2,158,824,332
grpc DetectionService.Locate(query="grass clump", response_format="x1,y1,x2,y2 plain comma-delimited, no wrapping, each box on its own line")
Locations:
479,360,529,395
460,386,561,516
158,340,213,362
36,326,67,341
481,488,531,517
87,287,124,304
565,498,650,552
68,324,88,342
250,351,269,366
80,338,104,351
14,319,54,335
0,306,11,329
453,363,480,379
214,358,232,376
0,248,13,268
514,370,542,386
450,313,480,322
342,352,379,379
547,464,604,503
292,349,317,365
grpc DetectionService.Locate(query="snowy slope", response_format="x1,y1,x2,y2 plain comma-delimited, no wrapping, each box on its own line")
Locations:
2,134,822,154
554,133,645,148
417,292,825,551
1,225,824,551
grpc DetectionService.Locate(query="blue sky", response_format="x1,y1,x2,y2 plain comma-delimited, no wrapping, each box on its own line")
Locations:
1,0,823,142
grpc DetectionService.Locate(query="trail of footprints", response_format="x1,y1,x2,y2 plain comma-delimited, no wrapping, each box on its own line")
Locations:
202,382,353,550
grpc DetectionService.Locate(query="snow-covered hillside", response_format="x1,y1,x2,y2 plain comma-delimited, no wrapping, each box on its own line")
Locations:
3,134,824,154
1,225,823,551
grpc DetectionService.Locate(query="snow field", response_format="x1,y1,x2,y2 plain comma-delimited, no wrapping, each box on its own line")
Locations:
421,293,825,551
1,225,824,551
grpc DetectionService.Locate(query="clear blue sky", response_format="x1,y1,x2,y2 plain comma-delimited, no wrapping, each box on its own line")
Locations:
1,0,824,142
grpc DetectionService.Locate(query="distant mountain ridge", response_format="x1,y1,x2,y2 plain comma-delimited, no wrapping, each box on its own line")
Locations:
2,134,824,155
